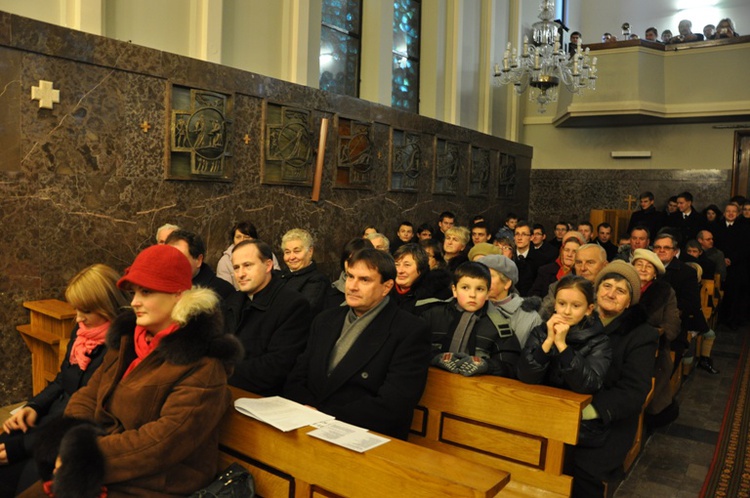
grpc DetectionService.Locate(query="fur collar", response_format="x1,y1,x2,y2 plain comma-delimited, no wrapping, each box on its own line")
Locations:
108,288,243,367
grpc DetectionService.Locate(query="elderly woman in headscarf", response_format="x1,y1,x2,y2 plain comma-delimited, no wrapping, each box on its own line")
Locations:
570,260,659,498
478,255,542,349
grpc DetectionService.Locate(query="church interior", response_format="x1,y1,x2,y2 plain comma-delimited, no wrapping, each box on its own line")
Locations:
0,0,748,496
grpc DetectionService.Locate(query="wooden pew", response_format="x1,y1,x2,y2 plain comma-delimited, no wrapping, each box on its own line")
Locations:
219,386,509,498
16,300,76,395
409,368,591,497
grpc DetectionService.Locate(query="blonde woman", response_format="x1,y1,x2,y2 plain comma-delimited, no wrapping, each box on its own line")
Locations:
1,264,129,496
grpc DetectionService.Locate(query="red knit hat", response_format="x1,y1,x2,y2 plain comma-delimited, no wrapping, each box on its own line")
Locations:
117,245,193,293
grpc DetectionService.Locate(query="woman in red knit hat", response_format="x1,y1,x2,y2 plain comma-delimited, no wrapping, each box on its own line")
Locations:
19,245,242,498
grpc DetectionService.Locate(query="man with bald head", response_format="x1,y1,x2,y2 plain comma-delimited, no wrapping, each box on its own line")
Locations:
574,244,608,282
539,243,608,319
696,230,726,282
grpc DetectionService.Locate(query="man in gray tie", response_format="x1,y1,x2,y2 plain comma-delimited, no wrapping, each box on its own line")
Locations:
284,248,431,440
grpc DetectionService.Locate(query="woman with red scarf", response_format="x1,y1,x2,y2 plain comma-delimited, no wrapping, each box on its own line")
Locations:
18,245,242,498
529,237,582,298
1,264,129,497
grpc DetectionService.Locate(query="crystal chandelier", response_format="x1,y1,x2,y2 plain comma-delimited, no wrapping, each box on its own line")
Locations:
493,0,598,113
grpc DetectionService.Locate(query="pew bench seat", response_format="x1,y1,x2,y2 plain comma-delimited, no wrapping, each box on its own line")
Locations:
219,386,509,498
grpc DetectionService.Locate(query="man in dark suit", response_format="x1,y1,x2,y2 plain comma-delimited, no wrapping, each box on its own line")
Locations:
284,248,431,439
667,191,706,247
714,202,749,329
513,221,542,296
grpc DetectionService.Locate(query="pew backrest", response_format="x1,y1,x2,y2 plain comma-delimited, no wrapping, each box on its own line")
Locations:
409,368,591,497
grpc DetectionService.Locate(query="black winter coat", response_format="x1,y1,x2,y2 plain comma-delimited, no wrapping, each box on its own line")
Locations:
277,262,330,316
572,306,658,479
517,317,610,394
389,268,452,315
223,276,312,395
420,299,521,378
0,326,106,465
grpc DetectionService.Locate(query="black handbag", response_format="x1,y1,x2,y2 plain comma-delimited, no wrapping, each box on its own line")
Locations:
188,463,255,498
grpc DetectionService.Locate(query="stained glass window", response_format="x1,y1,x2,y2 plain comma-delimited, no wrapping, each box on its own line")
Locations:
320,0,362,97
392,0,421,112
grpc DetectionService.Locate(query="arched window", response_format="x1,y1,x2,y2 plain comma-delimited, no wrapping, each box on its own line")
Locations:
320,0,363,97
392,0,421,112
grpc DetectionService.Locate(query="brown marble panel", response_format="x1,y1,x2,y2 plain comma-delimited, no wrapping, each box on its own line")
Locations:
529,169,732,236
0,14,533,405
0,47,21,172
0,11,10,45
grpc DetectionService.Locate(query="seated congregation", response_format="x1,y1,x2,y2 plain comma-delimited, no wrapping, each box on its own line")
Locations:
4,189,748,497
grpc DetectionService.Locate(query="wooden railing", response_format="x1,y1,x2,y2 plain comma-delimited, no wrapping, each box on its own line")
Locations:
16,299,76,395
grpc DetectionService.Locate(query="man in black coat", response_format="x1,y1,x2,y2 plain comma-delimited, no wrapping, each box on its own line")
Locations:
167,229,235,300
530,223,558,266
284,248,431,440
626,191,666,237
224,240,312,396
654,233,715,373
714,202,750,328
594,222,619,261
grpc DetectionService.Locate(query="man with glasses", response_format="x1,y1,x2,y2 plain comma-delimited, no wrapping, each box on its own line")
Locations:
654,233,717,374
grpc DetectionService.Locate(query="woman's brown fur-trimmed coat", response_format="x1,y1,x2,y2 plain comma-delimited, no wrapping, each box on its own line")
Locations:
21,288,243,498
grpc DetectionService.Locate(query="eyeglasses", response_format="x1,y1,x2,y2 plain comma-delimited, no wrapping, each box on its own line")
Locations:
515,233,531,237
652,245,674,250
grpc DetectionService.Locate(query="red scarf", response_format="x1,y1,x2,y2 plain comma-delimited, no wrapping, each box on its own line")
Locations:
43,480,108,497
123,322,180,378
395,284,411,295
69,321,110,371
555,257,572,281
641,280,654,294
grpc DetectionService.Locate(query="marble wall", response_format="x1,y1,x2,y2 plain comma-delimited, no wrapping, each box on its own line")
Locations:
0,13,532,405
529,169,732,238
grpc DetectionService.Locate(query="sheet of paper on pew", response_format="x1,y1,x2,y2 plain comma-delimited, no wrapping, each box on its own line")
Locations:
308,420,391,453
234,396,335,432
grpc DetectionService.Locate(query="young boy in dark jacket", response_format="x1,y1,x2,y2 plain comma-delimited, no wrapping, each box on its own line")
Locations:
419,262,521,378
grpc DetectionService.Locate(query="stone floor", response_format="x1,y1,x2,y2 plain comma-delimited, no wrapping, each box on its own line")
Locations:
614,323,744,498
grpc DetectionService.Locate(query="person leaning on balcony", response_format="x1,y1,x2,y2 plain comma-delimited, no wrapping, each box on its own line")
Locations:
669,19,704,43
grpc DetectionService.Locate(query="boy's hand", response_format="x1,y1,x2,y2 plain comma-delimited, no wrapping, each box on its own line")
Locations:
431,352,468,373
456,356,489,376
